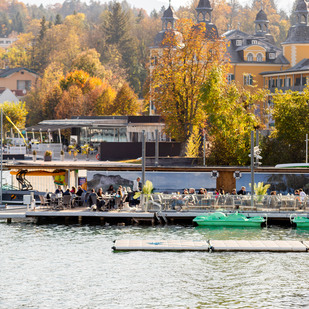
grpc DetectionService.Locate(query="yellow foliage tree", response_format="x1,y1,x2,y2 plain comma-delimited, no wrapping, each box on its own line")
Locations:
110,82,139,115
150,18,227,154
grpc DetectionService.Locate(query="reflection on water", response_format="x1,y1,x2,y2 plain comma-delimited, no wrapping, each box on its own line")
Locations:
1,223,309,308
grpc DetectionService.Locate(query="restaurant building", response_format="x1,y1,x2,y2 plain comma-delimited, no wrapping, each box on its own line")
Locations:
27,115,167,145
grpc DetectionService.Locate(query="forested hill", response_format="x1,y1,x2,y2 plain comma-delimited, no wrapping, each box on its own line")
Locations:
0,0,299,125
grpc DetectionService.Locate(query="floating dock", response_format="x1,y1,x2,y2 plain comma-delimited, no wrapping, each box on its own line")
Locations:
1,207,309,226
112,239,309,252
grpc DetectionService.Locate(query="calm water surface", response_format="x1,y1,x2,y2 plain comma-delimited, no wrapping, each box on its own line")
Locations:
1,222,309,309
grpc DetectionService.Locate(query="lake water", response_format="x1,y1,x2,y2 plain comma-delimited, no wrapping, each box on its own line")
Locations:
1,223,309,308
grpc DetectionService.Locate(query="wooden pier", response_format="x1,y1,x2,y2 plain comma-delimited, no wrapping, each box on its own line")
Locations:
1,207,309,225
112,239,309,252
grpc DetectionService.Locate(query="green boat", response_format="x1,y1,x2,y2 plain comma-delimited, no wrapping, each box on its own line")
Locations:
291,216,309,228
193,212,265,227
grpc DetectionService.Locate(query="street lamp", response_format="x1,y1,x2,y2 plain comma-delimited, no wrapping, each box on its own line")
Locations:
249,131,263,207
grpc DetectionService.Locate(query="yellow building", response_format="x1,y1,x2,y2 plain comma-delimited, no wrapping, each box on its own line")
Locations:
150,0,309,121
262,0,309,95
223,9,289,89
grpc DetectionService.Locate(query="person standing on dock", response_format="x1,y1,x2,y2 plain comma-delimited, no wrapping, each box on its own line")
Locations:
132,177,141,206
133,177,141,192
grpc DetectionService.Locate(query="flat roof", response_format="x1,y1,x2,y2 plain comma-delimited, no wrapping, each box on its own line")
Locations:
26,116,164,132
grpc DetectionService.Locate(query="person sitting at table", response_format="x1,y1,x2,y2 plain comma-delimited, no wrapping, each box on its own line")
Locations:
114,186,124,209
96,188,105,211
198,188,204,195
70,186,76,194
107,185,116,195
189,188,195,194
76,186,84,196
237,186,246,195
231,188,237,195
55,186,63,195
88,189,98,211
63,188,71,196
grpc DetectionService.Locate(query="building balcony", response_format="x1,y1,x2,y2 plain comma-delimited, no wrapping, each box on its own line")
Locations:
268,85,306,93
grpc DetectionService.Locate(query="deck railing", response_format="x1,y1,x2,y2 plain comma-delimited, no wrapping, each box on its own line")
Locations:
143,193,309,212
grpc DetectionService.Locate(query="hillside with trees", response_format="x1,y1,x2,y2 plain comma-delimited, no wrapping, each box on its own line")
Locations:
0,0,304,165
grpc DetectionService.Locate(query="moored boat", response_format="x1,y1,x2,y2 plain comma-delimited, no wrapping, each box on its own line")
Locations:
193,212,265,227
291,216,309,228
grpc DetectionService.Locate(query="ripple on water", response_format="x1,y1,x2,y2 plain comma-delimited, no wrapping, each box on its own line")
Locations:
1,224,309,308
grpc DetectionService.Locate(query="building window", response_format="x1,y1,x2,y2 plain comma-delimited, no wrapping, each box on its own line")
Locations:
271,79,277,87
269,53,276,59
17,80,32,90
227,74,235,84
302,77,307,86
251,40,258,45
247,53,253,62
236,39,242,46
256,53,263,62
244,74,253,86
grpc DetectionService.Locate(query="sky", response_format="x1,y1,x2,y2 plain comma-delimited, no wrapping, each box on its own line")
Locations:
21,0,294,15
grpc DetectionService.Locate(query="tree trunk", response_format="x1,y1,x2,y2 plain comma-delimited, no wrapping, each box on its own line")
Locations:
179,141,188,157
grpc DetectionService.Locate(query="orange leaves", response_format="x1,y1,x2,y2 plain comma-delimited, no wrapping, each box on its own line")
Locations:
60,70,103,94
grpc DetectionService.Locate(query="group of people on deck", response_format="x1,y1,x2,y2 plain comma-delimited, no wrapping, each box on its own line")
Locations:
86,177,143,211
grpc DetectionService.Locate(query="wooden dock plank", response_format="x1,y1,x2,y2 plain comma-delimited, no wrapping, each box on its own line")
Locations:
113,239,309,252
209,240,307,252
113,239,209,251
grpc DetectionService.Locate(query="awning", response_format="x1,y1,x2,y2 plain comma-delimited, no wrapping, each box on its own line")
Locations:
10,170,66,176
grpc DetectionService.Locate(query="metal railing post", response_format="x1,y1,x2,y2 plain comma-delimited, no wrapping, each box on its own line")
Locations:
251,130,254,207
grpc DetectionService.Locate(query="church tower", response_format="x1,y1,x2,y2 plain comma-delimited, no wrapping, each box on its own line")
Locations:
254,8,275,44
195,0,218,39
153,2,179,47
254,9,269,36
282,0,309,66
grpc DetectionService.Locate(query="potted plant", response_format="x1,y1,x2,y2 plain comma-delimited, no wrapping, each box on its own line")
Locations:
73,149,78,161
81,144,93,161
68,144,79,161
60,149,65,161
44,150,52,161
32,150,37,162
250,182,270,204
133,180,153,211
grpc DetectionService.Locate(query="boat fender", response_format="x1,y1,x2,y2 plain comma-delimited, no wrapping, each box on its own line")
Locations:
209,246,214,253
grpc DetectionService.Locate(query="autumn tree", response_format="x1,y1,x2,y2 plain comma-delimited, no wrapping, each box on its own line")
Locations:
150,18,227,154
95,85,117,115
25,62,64,125
1,102,28,136
201,66,267,165
4,32,35,68
110,82,139,115
70,49,106,78
261,88,309,165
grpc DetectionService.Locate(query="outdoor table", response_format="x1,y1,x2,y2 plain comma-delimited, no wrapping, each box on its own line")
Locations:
103,195,114,209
